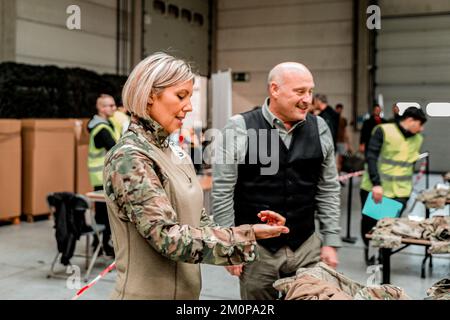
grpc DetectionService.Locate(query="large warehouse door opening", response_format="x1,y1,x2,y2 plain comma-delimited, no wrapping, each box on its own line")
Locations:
375,13,450,172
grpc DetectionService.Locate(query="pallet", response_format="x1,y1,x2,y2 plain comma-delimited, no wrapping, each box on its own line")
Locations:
0,216,21,225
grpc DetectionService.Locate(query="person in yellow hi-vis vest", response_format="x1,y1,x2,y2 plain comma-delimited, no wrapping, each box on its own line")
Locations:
110,100,130,136
87,94,120,257
360,107,427,265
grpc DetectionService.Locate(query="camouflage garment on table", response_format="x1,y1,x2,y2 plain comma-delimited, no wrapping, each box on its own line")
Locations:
103,115,259,266
370,233,402,249
429,241,450,254
274,262,410,300
370,218,402,249
273,262,363,297
354,285,410,300
426,278,450,300
283,274,353,300
371,217,450,250
416,186,449,209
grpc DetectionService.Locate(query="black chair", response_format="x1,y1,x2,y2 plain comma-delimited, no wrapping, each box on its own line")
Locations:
46,192,106,282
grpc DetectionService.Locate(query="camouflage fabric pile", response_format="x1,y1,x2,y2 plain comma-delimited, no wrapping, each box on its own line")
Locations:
273,262,410,300
370,216,450,254
425,278,450,300
415,184,450,209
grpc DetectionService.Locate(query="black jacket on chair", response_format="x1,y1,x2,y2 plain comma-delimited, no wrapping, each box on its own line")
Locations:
48,192,90,265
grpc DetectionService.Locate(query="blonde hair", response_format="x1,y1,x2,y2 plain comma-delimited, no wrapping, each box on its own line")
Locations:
122,52,194,119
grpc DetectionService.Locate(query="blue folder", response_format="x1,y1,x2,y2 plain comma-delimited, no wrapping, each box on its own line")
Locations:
362,192,403,220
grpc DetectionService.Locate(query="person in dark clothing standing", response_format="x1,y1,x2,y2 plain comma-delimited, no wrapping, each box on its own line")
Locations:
388,103,401,123
359,104,386,155
314,93,339,148
87,94,120,257
335,103,352,173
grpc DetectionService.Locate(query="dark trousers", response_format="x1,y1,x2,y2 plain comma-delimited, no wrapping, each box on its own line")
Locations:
94,185,111,247
360,189,409,247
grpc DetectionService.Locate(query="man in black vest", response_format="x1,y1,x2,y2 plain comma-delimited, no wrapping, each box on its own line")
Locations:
212,62,341,300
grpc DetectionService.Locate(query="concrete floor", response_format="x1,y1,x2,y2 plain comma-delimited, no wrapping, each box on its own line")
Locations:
0,174,448,300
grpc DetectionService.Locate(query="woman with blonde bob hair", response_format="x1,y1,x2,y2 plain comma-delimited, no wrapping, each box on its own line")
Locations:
103,52,289,300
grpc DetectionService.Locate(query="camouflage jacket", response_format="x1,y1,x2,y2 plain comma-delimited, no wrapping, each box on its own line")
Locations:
104,116,259,266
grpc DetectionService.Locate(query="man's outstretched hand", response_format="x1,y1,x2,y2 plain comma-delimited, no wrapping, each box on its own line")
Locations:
253,210,288,240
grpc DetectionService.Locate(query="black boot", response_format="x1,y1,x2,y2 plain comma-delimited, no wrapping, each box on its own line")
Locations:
364,247,376,266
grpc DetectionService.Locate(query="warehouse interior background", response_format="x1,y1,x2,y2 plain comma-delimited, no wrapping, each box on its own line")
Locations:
0,0,449,300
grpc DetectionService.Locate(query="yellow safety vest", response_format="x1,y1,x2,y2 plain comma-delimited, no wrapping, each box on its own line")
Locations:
88,123,120,187
361,123,423,198
109,113,126,137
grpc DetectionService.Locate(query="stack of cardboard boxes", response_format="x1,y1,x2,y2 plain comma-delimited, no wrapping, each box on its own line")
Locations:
21,120,76,221
0,120,22,224
0,119,93,224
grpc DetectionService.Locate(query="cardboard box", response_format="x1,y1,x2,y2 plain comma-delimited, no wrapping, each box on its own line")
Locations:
72,118,92,194
21,119,75,216
0,120,21,221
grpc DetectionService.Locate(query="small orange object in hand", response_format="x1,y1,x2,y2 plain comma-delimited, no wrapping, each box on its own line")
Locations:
257,210,286,226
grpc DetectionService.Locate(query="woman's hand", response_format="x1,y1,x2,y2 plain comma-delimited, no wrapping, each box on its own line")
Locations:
257,210,286,226
252,224,289,240
224,265,243,277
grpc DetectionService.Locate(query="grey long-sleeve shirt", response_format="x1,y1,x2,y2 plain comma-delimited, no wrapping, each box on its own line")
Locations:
211,99,342,248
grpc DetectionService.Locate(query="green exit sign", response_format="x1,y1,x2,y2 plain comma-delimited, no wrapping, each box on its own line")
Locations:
232,72,250,82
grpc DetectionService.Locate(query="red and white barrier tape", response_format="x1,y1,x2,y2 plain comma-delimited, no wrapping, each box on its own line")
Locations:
71,261,116,300
338,170,364,182
414,159,427,185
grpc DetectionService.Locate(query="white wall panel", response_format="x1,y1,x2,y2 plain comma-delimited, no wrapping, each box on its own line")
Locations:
16,20,116,73
14,0,126,74
218,1,351,28
218,22,351,51
217,0,353,116
218,0,350,11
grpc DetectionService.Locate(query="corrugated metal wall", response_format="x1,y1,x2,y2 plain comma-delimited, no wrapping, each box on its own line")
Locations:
376,0,450,172
216,0,354,116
